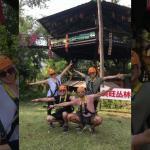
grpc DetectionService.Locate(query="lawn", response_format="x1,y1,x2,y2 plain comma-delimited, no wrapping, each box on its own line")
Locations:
20,102,131,150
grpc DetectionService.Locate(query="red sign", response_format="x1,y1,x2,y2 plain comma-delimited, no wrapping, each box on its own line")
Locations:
100,88,131,101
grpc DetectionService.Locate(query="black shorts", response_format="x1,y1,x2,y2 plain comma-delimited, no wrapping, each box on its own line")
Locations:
52,107,74,120
76,111,96,124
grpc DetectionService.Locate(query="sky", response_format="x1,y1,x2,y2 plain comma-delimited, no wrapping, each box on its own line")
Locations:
23,0,131,19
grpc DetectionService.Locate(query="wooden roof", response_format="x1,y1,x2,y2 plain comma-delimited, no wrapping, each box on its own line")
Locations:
38,1,131,38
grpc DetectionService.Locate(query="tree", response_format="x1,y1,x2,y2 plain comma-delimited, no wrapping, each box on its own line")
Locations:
20,0,50,8
111,0,120,4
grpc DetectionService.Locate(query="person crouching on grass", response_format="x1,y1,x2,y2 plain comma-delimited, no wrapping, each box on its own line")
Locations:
74,67,124,111
32,85,74,132
50,86,113,133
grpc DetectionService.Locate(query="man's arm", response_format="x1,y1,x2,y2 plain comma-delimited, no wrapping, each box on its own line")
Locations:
60,61,73,77
74,69,86,78
50,100,76,109
54,101,74,107
132,129,150,149
103,73,126,80
0,144,11,150
28,79,48,85
93,87,113,99
32,97,55,102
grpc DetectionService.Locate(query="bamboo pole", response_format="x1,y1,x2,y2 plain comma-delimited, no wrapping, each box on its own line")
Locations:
97,0,104,78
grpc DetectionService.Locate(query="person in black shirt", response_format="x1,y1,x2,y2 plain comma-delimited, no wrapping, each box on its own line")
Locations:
32,85,74,132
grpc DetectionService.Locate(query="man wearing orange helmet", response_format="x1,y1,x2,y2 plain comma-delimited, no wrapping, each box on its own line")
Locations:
0,55,19,150
29,61,72,126
131,50,150,150
51,86,113,133
74,66,123,110
32,85,74,132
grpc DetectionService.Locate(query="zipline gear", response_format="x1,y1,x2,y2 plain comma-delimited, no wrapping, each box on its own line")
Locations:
47,79,61,115
0,120,7,144
0,84,18,147
47,68,55,75
50,95,74,121
78,96,95,126
132,81,143,99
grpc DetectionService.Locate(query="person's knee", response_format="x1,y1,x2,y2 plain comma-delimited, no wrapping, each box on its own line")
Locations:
93,116,103,126
68,114,78,122
62,112,68,120
67,114,73,121
97,117,103,125
47,115,54,122
62,112,68,117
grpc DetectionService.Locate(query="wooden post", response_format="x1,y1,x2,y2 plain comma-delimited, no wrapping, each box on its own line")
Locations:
97,0,104,78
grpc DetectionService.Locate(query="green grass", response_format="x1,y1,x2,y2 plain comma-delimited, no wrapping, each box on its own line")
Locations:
20,102,131,150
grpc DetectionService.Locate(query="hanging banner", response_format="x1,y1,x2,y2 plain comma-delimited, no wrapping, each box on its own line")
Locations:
48,38,53,58
29,34,38,46
108,32,112,55
100,87,131,101
65,33,69,52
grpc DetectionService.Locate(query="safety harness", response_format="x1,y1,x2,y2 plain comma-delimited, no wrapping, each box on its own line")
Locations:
0,120,7,144
47,79,61,115
132,81,143,100
0,84,19,145
52,94,74,113
78,96,95,126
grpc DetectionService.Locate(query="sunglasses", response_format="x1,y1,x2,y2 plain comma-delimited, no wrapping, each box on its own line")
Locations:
50,73,56,76
77,91,85,94
89,72,96,75
0,67,16,78
59,90,66,92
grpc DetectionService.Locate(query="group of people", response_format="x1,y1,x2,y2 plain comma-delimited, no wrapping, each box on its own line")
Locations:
0,51,149,149
31,61,124,133
0,55,19,150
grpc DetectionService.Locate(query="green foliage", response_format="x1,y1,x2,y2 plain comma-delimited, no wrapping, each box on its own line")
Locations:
111,0,120,4
101,99,131,111
19,16,33,34
20,0,50,8
0,25,8,51
3,1,18,34
0,25,19,64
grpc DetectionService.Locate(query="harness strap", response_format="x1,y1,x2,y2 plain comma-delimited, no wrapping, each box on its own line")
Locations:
7,111,19,140
132,82,143,99
0,120,7,144
49,78,61,96
1,85,19,142
47,79,61,115
3,84,18,108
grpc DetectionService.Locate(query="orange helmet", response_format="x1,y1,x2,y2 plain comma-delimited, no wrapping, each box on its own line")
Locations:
88,67,96,74
59,85,67,91
131,50,141,67
0,55,13,71
77,86,86,93
47,68,55,75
